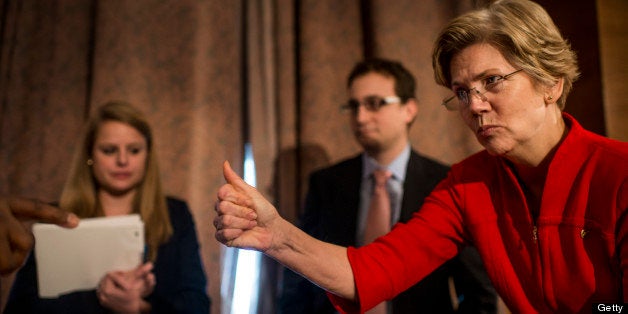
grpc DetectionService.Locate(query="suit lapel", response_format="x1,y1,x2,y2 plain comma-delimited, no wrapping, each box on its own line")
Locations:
400,151,428,223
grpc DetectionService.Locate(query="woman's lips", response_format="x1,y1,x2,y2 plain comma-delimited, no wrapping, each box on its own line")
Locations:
477,125,498,137
111,172,131,179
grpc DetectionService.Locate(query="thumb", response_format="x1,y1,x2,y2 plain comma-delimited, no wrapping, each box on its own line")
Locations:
223,161,255,193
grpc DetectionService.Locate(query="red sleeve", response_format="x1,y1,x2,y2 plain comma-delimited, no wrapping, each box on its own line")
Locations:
327,290,360,314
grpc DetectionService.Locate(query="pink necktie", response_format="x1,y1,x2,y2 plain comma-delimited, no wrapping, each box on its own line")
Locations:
363,169,392,314
363,169,392,244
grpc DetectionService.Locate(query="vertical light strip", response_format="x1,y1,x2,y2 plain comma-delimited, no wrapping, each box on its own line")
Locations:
219,246,236,314
230,143,262,314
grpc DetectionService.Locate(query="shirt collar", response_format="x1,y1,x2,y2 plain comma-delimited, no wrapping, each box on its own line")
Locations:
362,144,410,182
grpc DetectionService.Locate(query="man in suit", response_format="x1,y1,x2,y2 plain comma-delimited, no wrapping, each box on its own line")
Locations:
278,58,497,314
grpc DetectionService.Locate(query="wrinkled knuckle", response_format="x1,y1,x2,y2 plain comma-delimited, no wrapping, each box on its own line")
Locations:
212,218,222,230
216,188,226,199
215,200,229,214
222,215,235,227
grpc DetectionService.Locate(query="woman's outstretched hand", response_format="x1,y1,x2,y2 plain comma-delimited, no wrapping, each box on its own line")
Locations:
214,161,281,252
214,161,356,301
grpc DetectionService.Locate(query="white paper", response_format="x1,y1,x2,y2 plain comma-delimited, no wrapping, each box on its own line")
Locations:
32,214,144,298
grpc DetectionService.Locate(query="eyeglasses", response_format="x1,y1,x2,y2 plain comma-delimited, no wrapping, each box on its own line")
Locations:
441,69,523,111
341,96,402,113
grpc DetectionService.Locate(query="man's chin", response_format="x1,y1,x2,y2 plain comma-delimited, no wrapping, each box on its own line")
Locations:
357,139,381,152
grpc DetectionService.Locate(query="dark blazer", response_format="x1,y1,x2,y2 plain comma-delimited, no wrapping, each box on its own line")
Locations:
278,150,496,314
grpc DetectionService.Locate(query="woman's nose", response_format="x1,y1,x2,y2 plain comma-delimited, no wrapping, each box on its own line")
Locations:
116,152,128,165
467,88,490,113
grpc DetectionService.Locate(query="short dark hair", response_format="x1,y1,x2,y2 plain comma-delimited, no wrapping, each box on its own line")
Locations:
347,58,416,102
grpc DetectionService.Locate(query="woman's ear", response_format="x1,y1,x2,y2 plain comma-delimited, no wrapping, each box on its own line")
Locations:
545,77,564,104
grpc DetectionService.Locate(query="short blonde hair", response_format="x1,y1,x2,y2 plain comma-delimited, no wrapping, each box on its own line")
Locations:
432,0,580,109
60,101,172,261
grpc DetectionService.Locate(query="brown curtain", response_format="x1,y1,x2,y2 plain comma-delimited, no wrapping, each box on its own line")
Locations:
1,1,624,313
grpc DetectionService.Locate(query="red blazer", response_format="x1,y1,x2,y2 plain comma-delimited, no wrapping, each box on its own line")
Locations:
331,114,628,313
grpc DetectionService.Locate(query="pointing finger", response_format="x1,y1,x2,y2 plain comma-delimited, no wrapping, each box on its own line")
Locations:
5,197,79,228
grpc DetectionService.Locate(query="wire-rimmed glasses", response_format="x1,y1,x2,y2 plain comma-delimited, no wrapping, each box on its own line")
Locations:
341,96,401,113
441,69,523,111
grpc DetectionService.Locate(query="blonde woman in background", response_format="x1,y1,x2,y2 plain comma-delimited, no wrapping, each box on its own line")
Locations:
6,101,210,314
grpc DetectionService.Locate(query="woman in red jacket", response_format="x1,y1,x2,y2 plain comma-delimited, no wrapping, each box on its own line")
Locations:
214,0,627,313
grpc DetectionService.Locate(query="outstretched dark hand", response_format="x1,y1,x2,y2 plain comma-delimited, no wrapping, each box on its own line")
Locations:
0,197,79,275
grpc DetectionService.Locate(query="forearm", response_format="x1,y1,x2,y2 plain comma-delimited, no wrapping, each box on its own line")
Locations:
266,217,356,300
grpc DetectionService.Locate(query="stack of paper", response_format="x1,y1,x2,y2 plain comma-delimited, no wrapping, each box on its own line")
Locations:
32,214,145,298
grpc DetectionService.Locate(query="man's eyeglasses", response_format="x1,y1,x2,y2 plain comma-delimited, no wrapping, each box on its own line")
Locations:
441,69,523,111
341,96,402,113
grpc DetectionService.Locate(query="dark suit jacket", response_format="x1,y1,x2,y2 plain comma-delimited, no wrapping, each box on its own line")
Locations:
278,150,496,314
